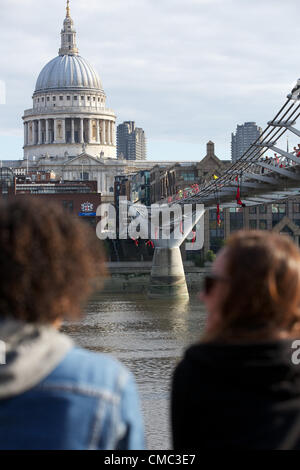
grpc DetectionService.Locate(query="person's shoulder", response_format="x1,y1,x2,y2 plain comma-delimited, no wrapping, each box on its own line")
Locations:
173,342,219,379
181,342,213,364
173,344,202,377
64,347,126,373
43,346,132,395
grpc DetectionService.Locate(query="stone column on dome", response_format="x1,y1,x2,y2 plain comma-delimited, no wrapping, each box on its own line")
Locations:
71,119,75,144
107,121,111,145
96,120,100,144
53,119,58,143
85,119,88,143
24,123,27,147
33,121,37,145
99,121,103,144
62,119,66,143
102,120,106,145
88,119,93,143
35,121,38,145
45,119,49,144
86,119,90,143
28,121,32,145
111,122,115,145
38,120,42,145
98,120,102,144
80,118,84,143
107,121,110,145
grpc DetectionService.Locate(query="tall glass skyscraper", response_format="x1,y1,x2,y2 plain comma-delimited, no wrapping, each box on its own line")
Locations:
117,121,147,161
231,122,262,162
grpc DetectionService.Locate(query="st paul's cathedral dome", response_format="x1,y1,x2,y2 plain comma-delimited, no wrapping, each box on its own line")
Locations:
23,0,116,161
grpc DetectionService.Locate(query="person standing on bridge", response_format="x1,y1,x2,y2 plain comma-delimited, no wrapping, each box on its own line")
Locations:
0,199,144,450
172,230,300,450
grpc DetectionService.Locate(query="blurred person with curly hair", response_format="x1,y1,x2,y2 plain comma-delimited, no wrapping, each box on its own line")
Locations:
0,199,144,450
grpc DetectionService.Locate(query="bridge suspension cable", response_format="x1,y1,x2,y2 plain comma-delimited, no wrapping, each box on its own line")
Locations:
174,96,300,206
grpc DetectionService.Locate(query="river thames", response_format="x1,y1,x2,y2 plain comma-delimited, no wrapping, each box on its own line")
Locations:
62,293,207,450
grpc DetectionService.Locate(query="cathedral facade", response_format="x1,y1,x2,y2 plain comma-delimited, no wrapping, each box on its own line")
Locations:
15,2,178,203
23,1,116,162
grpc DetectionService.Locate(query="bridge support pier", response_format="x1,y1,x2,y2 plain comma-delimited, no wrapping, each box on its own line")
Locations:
148,247,189,299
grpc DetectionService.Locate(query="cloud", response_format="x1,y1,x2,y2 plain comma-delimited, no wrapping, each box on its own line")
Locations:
0,0,299,161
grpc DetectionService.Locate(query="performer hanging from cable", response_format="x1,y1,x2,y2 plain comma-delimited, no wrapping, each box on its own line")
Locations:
235,176,246,208
131,237,139,247
217,204,221,227
146,240,154,249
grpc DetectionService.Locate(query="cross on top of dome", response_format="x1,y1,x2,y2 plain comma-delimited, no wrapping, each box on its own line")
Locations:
59,0,78,56
66,0,70,18
34,1,103,93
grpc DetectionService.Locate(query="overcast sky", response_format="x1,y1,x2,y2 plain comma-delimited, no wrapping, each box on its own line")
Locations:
0,0,299,161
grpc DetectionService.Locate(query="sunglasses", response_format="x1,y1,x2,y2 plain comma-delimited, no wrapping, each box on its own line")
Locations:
203,274,229,295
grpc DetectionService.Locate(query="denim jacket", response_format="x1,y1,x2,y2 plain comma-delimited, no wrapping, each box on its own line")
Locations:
0,319,145,450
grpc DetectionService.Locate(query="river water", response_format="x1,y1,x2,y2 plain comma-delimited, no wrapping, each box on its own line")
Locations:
62,293,207,450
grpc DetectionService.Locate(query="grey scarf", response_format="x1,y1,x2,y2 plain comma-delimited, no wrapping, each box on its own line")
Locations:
0,317,73,400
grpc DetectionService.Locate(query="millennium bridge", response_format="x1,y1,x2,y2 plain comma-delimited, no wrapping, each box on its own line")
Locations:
144,82,300,299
